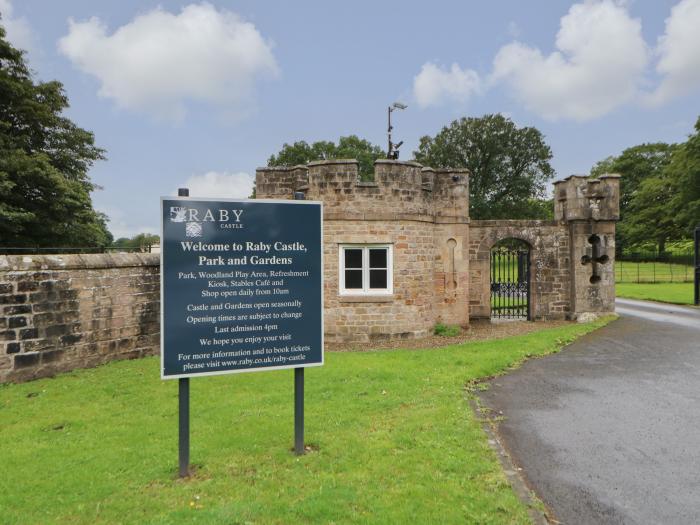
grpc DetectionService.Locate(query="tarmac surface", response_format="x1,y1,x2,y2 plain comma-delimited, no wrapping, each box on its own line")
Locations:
478,298,700,525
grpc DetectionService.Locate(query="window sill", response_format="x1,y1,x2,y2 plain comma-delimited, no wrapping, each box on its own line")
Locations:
338,294,394,303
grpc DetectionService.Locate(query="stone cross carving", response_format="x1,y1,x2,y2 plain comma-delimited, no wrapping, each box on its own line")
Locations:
581,234,609,284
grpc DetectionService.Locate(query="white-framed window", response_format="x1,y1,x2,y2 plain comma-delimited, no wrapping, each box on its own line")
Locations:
339,244,393,295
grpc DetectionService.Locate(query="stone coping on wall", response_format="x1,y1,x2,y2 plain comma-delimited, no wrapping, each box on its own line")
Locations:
553,173,621,183
0,253,159,271
307,159,361,167
256,164,311,172
256,161,471,176
324,211,469,224
373,159,424,168
471,220,560,228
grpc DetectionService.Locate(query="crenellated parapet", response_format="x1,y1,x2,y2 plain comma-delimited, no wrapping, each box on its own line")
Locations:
431,168,470,221
554,174,621,222
255,159,470,222
255,164,308,199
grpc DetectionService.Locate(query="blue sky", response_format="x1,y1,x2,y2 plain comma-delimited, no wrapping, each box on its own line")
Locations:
2,0,699,238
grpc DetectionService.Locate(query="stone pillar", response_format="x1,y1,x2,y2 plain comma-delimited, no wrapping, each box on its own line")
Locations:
555,174,621,319
432,168,470,327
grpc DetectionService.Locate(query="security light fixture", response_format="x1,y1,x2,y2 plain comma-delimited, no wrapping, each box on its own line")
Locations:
387,102,407,159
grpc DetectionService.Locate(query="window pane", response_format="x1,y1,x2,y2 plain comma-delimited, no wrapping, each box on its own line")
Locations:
345,270,363,289
369,269,387,289
344,249,362,269
369,248,387,268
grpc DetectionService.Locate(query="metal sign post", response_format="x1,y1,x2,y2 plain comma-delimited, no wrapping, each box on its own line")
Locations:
293,191,305,455
177,187,190,477
694,225,699,306
294,367,304,455
160,193,323,476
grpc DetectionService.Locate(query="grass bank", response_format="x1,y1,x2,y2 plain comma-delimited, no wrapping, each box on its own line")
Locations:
616,282,695,305
0,319,610,524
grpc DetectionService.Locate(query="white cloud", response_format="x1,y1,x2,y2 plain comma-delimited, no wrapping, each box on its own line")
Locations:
646,0,700,106
491,0,648,121
180,171,254,198
413,62,482,108
99,205,157,239
58,3,278,121
0,0,33,52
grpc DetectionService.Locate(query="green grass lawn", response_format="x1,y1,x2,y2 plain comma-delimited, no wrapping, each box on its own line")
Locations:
0,320,610,525
616,282,696,305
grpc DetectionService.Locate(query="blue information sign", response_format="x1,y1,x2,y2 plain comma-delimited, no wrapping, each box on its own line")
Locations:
160,198,323,379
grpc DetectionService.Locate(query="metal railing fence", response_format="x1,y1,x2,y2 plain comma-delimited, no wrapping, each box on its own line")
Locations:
615,250,694,283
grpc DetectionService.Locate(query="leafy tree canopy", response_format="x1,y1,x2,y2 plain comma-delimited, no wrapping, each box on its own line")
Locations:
590,119,700,253
621,169,682,253
666,117,700,235
590,143,677,217
414,114,555,220
268,135,385,181
0,25,111,247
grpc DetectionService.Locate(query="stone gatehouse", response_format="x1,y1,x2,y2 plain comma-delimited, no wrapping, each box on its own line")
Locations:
256,159,620,343
0,160,619,382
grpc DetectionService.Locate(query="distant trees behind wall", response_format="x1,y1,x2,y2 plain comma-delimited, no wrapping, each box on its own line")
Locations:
268,135,385,182
268,115,556,220
414,114,555,220
112,233,160,251
591,117,700,254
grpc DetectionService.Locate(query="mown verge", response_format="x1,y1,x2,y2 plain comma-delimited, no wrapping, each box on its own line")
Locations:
0,319,611,524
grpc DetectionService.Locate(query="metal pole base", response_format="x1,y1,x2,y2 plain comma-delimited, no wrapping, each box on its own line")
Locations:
179,377,190,477
294,368,304,455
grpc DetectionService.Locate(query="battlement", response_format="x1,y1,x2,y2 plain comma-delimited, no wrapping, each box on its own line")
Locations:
553,174,621,222
256,159,470,222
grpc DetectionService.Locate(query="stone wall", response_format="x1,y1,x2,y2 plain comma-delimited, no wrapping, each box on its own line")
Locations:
257,160,620,339
257,159,471,343
469,221,571,320
0,253,160,383
469,174,620,320
0,163,620,381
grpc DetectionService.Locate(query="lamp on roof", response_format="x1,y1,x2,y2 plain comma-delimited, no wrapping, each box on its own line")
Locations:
387,102,407,160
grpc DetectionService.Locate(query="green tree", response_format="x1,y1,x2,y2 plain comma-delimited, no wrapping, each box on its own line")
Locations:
0,24,111,247
112,233,159,251
414,114,555,220
268,135,385,181
665,117,700,236
621,172,682,253
591,143,676,225
590,143,684,253
595,119,700,254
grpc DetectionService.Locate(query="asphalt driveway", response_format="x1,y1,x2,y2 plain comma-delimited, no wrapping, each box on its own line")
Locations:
478,298,700,524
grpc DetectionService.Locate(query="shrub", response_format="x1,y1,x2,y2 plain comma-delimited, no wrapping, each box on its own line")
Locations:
434,323,461,337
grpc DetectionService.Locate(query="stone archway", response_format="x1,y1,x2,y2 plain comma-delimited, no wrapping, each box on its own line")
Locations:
469,220,572,321
490,238,531,320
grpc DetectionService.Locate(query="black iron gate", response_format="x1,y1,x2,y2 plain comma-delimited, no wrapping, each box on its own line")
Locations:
490,245,530,320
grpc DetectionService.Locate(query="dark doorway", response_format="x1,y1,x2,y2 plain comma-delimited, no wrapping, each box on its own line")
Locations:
490,239,531,320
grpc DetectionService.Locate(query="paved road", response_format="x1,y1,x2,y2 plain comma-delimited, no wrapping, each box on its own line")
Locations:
478,299,700,525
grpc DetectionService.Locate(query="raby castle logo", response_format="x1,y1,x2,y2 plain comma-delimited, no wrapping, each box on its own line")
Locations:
169,206,244,237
